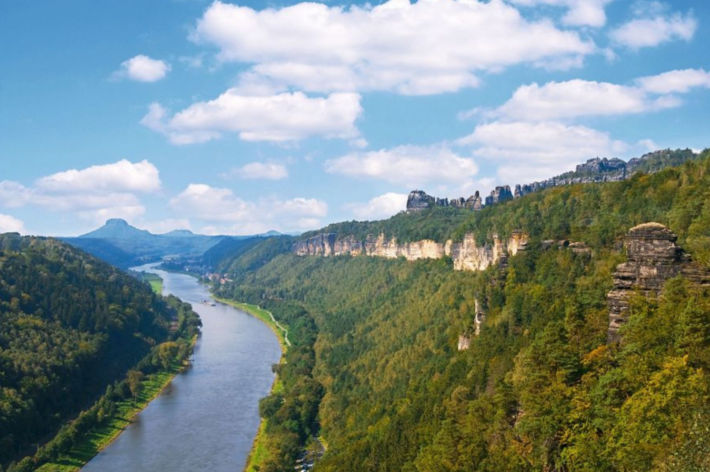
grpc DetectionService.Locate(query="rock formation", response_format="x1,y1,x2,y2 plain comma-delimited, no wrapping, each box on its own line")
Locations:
485,186,513,206
457,335,471,351
408,149,697,211
406,190,483,212
293,232,528,272
607,223,710,342
474,298,485,336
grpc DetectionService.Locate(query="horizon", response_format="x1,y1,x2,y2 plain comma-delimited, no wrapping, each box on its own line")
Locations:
2,0,709,237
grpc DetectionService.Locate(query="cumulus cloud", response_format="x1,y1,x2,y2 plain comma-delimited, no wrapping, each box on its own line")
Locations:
475,69,710,122
346,193,408,221
636,68,710,94
509,0,613,27
141,91,362,144
0,160,159,225
170,183,327,234
226,162,288,180
458,120,628,183
490,79,671,121
117,55,171,82
324,145,479,187
610,10,696,49
36,159,160,193
191,0,594,95
0,214,25,234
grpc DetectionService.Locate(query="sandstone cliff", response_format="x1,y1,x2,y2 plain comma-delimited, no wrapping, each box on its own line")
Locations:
293,231,528,272
607,222,710,342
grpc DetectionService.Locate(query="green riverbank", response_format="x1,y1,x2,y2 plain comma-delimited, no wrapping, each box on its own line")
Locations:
213,298,288,472
35,360,188,472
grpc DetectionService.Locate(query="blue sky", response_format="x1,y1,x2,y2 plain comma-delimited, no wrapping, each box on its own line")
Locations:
1,0,708,236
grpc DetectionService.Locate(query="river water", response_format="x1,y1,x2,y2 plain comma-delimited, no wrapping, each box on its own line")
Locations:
82,266,281,472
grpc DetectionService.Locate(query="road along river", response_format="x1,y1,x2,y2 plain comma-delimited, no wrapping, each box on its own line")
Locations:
82,265,281,472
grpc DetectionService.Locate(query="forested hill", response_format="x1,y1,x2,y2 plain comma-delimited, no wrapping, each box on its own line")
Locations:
0,234,200,469
215,151,710,471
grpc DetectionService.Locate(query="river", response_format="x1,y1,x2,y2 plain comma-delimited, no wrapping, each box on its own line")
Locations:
82,265,282,472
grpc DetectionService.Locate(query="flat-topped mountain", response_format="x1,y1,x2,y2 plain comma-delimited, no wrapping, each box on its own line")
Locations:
80,218,153,239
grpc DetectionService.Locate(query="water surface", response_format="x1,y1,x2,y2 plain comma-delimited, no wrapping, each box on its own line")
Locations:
82,266,281,472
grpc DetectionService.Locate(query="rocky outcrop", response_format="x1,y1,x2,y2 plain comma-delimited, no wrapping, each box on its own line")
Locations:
410,149,698,211
406,190,483,212
485,186,513,206
457,335,471,351
293,232,528,272
607,223,710,342
474,298,485,336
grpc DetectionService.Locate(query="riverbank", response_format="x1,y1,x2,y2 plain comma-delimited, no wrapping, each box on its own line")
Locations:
213,298,290,352
35,344,195,472
213,297,289,472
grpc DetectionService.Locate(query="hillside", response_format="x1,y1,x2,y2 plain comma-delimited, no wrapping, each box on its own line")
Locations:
214,151,710,471
0,234,200,470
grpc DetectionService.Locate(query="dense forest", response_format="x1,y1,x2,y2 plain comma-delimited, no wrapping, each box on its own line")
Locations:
0,235,200,471
216,150,710,471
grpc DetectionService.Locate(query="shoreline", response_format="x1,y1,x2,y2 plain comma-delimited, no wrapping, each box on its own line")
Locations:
36,336,197,472
212,296,289,472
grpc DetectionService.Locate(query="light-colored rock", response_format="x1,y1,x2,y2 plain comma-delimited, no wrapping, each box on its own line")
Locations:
293,232,529,272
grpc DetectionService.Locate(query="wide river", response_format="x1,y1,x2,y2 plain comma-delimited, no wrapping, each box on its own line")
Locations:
82,265,281,472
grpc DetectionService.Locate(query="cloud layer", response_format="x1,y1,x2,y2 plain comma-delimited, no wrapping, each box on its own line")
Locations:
325,145,479,187
192,0,594,95
0,214,25,234
347,192,408,221
170,183,327,234
459,120,627,183
0,160,160,225
141,91,362,144
610,10,696,49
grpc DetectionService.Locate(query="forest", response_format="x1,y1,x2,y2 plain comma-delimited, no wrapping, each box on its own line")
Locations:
216,150,710,471
0,235,200,471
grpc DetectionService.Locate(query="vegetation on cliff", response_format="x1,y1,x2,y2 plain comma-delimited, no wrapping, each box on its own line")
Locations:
0,235,200,471
216,151,710,471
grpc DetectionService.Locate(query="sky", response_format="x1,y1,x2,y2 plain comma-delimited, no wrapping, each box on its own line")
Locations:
1,0,708,236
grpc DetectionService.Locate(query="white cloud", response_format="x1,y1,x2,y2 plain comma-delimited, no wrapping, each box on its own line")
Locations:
610,10,696,49
191,0,594,95
227,162,288,180
170,183,327,234
141,91,362,144
458,120,628,182
347,193,408,221
490,79,670,121
36,159,160,193
0,160,159,225
509,0,612,27
118,55,171,82
0,214,25,234
479,68,710,122
324,145,479,187
637,68,710,94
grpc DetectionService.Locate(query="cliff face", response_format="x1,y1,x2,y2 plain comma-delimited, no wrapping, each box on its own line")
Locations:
293,231,528,272
607,223,710,342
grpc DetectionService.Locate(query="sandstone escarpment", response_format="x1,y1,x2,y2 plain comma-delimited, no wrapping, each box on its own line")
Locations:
293,232,529,272
607,222,710,342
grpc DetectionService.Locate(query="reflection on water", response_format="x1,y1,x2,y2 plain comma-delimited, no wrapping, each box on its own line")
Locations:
82,265,281,472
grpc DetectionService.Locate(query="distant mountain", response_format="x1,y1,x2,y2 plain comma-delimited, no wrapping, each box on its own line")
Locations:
80,217,153,239
62,219,276,270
